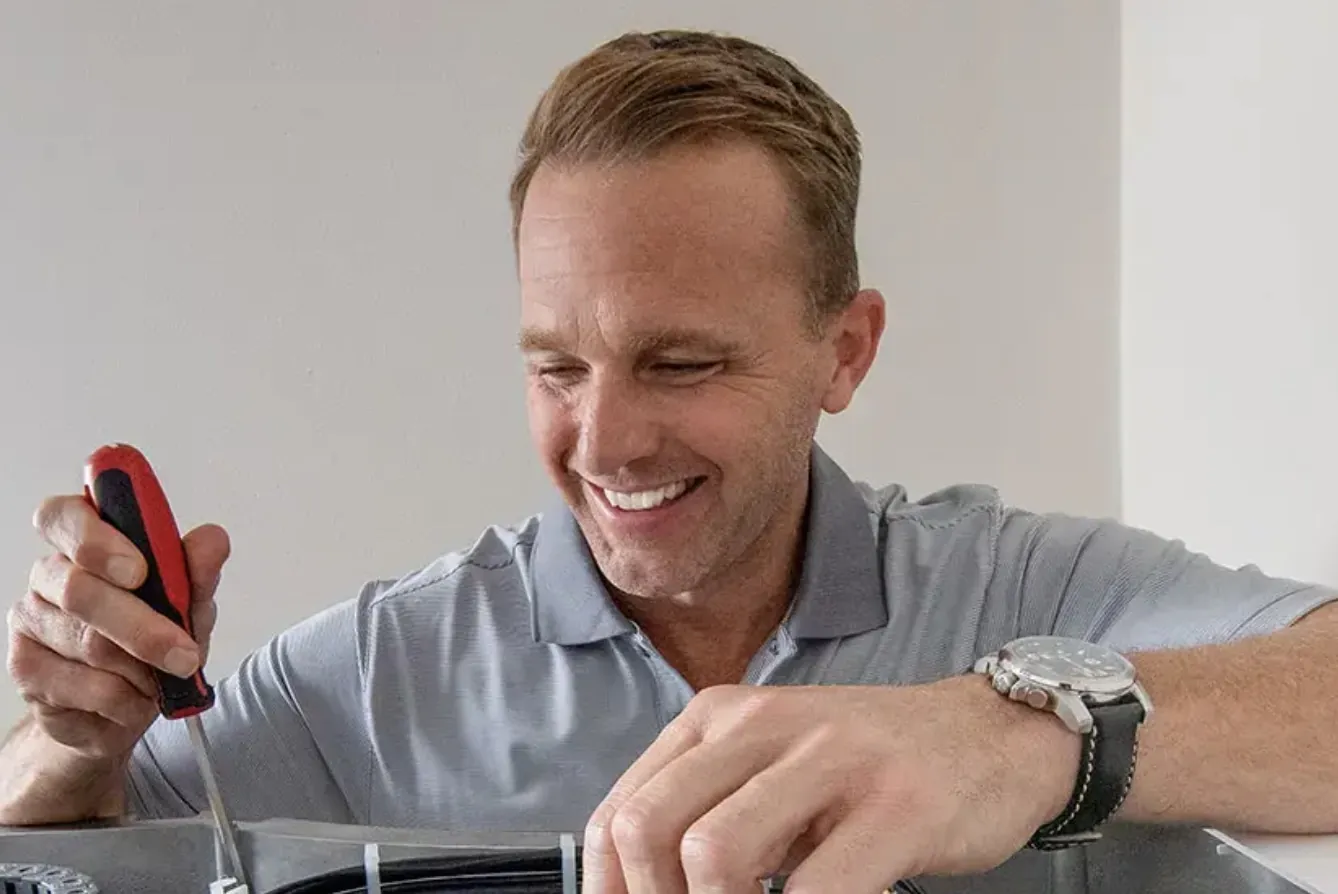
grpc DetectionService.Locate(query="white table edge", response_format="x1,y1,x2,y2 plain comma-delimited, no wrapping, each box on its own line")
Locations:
1207,828,1338,894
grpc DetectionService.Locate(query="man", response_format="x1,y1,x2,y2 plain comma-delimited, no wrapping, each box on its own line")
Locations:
3,29,1336,894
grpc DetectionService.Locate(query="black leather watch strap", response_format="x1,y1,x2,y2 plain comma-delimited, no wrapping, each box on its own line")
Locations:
1029,697,1146,850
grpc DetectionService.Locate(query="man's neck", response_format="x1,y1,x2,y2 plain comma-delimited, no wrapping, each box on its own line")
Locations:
612,487,810,691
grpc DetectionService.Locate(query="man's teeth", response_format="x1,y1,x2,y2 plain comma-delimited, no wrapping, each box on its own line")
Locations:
603,480,691,511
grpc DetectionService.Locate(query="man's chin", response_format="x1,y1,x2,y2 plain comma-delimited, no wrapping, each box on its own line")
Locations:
592,551,707,600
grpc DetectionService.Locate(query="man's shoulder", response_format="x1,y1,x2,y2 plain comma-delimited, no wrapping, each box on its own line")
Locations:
855,478,1007,530
852,477,1130,575
262,514,545,677
355,514,544,623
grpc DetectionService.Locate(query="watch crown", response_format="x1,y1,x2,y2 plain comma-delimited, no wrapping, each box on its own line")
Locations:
1019,685,1051,710
992,670,1017,694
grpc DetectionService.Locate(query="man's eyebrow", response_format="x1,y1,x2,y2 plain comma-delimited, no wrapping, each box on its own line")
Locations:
517,328,566,353
627,329,742,356
516,327,741,356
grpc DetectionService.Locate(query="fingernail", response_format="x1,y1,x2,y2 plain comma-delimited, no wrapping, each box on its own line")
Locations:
163,647,199,678
108,556,141,589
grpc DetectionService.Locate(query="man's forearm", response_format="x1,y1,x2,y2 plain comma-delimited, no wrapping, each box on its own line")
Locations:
1118,601,1338,832
0,714,130,825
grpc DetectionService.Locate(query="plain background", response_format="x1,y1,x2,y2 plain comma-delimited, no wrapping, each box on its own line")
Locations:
1121,0,1338,588
0,1,1330,730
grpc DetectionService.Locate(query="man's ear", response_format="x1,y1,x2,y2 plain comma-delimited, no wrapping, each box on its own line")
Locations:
820,289,885,414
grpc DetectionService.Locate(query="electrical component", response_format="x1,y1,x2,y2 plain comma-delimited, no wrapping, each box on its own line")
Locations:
0,862,99,893
266,850,577,893
263,850,928,894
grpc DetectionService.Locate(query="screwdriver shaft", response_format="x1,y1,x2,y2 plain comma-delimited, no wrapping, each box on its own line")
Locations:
187,715,248,888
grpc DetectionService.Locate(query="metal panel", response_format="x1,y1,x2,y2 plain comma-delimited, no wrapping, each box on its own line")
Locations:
0,818,215,892
0,816,1317,893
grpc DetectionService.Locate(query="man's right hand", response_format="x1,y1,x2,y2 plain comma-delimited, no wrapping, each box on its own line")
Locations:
6,494,229,765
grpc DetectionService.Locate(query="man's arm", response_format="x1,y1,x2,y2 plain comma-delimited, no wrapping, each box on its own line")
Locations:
576,606,1338,894
579,510,1338,892
0,714,134,823
988,507,1338,832
1115,600,1338,831
125,595,370,823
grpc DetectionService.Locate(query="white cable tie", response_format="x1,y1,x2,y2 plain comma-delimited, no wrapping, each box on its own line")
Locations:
561,832,577,894
363,842,382,894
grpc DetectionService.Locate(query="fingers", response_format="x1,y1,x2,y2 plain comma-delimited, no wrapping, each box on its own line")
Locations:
678,749,844,892
606,740,779,894
28,553,200,677
191,598,218,661
782,804,917,894
8,591,157,699
33,494,146,590
182,523,230,606
182,523,228,654
8,632,157,732
583,715,706,894
14,492,229,765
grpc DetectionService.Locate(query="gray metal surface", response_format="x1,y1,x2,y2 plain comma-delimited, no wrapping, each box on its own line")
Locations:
915,823,1317,894
0,818,215,892
0,816,1318,893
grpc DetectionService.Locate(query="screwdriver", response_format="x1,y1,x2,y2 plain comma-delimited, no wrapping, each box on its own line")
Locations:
83,443,249,892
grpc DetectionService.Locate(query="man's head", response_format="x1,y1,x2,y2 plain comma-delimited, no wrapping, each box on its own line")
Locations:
512,30,884,600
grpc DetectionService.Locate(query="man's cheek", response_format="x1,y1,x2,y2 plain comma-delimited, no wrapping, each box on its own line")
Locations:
527,403,576,470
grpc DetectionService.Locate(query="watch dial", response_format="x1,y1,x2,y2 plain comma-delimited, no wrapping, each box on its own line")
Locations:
1002,636,1134,692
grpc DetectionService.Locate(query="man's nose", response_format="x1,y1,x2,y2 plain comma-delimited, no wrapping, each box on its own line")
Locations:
575,374,662,476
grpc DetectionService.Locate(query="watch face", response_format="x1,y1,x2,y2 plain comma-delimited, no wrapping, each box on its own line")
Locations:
1000,636,1136,694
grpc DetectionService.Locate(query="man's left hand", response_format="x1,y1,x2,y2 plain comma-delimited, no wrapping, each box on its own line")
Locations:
581,677,1081,893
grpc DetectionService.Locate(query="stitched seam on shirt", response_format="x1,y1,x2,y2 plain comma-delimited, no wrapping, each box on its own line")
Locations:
885,500,996,531
367,531,534,609
1051,523,1102,636
360,594,375,826
134,738,199,817
975,503,1011,654
364,704,375,826
1225,584,1316,638
648,660,671,728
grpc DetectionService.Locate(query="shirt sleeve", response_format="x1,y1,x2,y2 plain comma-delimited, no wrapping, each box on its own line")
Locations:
126,590,374,824
989,508,1338,651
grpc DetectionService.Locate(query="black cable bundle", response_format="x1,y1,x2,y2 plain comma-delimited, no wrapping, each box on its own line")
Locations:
263,847,930,894
264,849,576,893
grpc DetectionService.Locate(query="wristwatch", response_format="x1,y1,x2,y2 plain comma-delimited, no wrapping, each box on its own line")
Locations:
973,636,1153,850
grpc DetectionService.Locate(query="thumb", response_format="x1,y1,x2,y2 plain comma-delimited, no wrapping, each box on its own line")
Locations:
182,523,230,652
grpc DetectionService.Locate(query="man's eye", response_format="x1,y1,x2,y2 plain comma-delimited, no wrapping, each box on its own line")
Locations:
533,365,584,384
655,361,721,376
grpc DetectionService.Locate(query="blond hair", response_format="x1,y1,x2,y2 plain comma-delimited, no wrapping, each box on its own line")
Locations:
509,29,863,319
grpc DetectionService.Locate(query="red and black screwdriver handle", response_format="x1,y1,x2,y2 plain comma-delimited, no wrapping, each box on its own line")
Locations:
82,443,215,720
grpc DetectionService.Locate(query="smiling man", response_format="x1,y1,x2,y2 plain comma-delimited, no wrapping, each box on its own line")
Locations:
515,133,871,690
4,28,1338,894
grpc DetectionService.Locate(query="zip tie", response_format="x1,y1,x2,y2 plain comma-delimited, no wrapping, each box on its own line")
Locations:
560,832,577,894
363,842,382,894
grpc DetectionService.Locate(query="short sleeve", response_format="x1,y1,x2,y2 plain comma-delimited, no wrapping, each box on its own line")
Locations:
988,508,1338,652
126,592,374,824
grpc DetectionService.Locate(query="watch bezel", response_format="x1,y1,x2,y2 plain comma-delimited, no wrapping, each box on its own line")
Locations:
997,636,1136,697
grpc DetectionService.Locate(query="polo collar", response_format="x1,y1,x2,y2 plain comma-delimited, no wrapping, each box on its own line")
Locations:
528,443,887,646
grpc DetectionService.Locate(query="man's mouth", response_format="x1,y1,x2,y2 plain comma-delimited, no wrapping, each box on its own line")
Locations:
597,477,705,511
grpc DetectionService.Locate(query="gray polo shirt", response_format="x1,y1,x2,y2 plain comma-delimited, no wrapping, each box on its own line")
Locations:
129,444,1335,846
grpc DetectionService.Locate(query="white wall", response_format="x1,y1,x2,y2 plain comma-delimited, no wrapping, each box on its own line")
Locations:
1122,0,1338,586
0,1,1121,726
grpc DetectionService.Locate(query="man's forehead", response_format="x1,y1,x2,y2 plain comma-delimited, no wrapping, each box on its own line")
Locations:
516,147,802,281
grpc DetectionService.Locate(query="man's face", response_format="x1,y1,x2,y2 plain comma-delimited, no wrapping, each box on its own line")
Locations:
517,142,879,599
